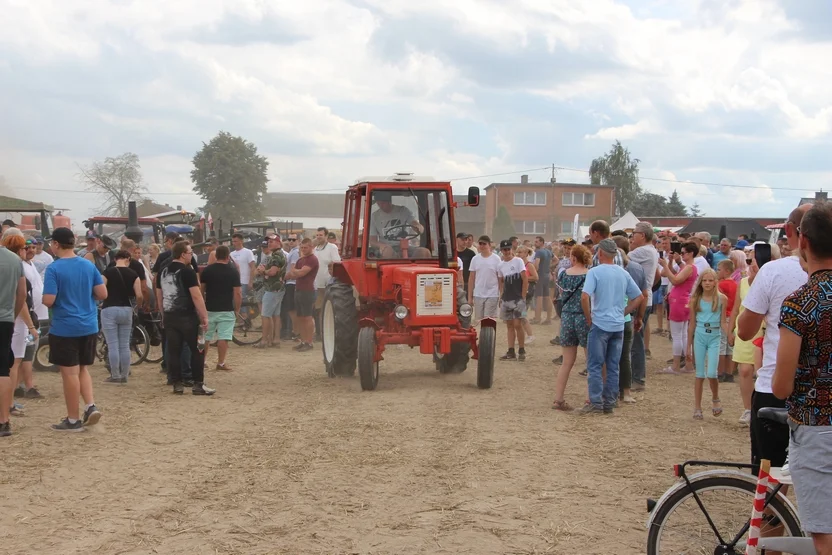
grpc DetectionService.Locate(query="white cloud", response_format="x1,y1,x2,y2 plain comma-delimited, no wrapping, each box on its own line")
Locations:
586,120,657,140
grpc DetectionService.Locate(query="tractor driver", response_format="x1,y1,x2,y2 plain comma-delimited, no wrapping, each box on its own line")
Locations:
368,191,431,259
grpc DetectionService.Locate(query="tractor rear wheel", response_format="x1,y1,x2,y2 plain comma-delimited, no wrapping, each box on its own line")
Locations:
477,326,496,389
435,284,471,374
357,327,379,391
321,281,358,378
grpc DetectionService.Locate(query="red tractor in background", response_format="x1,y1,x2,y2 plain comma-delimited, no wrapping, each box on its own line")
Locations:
320,174,496,391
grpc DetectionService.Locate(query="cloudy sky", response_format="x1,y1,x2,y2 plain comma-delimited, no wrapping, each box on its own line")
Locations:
1,0,830,222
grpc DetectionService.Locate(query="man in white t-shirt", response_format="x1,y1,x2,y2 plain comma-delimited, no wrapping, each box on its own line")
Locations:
368,191,430,259
229,233,256,317
497,239,528,361
31,236,54,279
313,227,341,340
467,235,501,320
738,204,811,470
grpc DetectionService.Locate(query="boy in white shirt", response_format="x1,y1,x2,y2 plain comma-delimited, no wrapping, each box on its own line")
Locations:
467,235,501,320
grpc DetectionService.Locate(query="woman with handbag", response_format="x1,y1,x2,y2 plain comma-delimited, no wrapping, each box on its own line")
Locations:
101,250,143,384
552,244,591,411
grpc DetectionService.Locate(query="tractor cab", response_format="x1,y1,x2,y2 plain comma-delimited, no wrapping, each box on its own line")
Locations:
322,174,494,392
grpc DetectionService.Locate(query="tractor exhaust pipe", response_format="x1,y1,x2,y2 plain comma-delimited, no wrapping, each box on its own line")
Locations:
124,200,143,243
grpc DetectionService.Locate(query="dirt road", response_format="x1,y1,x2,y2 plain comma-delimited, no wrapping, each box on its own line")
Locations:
0,323,750,554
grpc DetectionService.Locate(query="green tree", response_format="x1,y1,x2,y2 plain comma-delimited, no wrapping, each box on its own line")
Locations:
589,140,641,216
77,152,147,217
631,192,669,217
191,131,269,224
666,189,688,217
689,202,704,217
492,206,516,243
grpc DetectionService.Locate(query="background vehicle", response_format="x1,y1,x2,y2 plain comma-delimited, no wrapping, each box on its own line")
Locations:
84,216,166,246
320,173,494,391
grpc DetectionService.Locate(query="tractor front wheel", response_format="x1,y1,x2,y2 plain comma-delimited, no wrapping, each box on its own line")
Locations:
321,281,358,378
357,327,379,391
477,326,496,389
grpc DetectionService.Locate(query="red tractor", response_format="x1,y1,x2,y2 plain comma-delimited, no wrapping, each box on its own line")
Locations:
320,174,496,391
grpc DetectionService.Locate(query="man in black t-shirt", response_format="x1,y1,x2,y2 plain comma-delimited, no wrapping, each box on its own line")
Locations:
155,241,214,396
200,246,241,371
456,233,476,295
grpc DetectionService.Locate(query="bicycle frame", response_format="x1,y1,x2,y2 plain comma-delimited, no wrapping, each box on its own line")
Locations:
647,460,794,550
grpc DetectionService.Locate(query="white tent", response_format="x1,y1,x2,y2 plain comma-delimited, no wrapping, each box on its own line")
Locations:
611,211,640,232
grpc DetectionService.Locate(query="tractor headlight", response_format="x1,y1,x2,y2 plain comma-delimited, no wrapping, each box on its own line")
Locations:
458,303,473,318
394,305,409,320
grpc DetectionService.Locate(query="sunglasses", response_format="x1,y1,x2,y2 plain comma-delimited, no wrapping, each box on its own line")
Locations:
287,238,297,241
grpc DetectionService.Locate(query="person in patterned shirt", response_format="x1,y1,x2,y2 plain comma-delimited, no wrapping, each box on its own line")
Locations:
256,235,286,348
773,201,832,551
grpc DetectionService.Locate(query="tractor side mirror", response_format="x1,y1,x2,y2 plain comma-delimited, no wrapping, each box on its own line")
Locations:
467,186,480,207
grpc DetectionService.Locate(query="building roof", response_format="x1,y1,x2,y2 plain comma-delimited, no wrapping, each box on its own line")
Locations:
136,199,176,218
484,181,613,190
675,218,773,241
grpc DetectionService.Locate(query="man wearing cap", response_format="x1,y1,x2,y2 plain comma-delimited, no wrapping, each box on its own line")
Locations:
368,191,430,259
497,239,529,361
580,238,644,415
31,235,54,278
256,235,286,348
42,228,106,432
84,232,113,274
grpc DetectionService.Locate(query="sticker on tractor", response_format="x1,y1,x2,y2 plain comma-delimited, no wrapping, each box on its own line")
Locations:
424,281,444,308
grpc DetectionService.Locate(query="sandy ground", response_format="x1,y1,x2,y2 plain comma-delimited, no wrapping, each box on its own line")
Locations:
0,319,752,555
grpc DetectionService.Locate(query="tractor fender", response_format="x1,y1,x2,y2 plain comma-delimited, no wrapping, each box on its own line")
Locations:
479,317,497,330
359,317,380,330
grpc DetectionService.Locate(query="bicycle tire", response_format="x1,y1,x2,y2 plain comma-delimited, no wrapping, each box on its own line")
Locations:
142,322,164,364
232,300,263,346
647,474,802,555
130,325,150,365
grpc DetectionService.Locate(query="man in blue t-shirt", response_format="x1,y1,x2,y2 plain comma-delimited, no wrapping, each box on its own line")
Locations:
42,228,107,433
580,239,644,414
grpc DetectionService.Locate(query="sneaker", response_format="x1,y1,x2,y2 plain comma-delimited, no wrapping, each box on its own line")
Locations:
576,404,603,415
24,387,43,399
83,405,102,426
0,421,11,437
645,349,652,360
518,348,526,362
173,382,185,395
603,406,615,414
103,377,121,384
192,383,216,396
739,409,752,425
525,335,535,344
119,378,128,384
292,343,305,351
578,368,588,377
297,342,313,352
621,395,636,404
549,337,559,346
216,363,233,371
657,367,679,375
13,385,25,398
52,418,84,433
552,355,563,365
500,350,516,361
632,382,646,392
541,319,552,326
723,374,734,383
10,403,24,416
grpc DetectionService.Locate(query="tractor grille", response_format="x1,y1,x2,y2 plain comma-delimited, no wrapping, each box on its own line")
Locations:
415,273,454,316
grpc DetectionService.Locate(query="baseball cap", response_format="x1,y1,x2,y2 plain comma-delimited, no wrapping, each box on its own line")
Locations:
85,230,98,240
51,227,75,245
267,233,282,242
598,238,618,255
561,238,576,246
499,239,512,250
2,219,16,227
33,234,44,244
735,239,749,249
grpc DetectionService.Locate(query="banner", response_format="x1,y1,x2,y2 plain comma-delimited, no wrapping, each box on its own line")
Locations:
572,213,579,240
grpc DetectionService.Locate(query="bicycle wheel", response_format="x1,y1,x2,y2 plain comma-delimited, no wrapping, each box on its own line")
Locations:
232,301,263,345
130,325,150,365
647,474,802,555
143,322,164,364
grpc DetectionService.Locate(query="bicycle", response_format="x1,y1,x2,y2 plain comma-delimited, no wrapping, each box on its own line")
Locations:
137,309,164,364
232,293,263,346
646,407,816,555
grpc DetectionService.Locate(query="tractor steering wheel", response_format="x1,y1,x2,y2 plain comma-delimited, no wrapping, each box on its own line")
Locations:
382,224,421,242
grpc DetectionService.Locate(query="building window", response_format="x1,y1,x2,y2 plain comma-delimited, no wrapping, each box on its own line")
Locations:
514,221,546,235
561,220,590,234
513,192,546,206
562,192,595,207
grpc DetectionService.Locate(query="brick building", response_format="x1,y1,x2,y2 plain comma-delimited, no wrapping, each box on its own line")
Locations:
484,176,616,240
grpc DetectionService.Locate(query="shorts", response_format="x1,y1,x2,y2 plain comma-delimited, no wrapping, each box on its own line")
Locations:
262,289,285,318
206,311,235,341
500,299,526,321
0,321,14,377
11,322,30,360
788,421,832,534
48,333,98,367
315,288,326,310
719,331,733,356
652,285,667,306
473,297,499,320
750,391,789,470
295,290,316,317
534,276,550,297
560,311,588,348
283,284,296,312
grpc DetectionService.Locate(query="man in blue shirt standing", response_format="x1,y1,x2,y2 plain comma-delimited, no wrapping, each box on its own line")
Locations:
580,239,644,414
42,228,107,432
